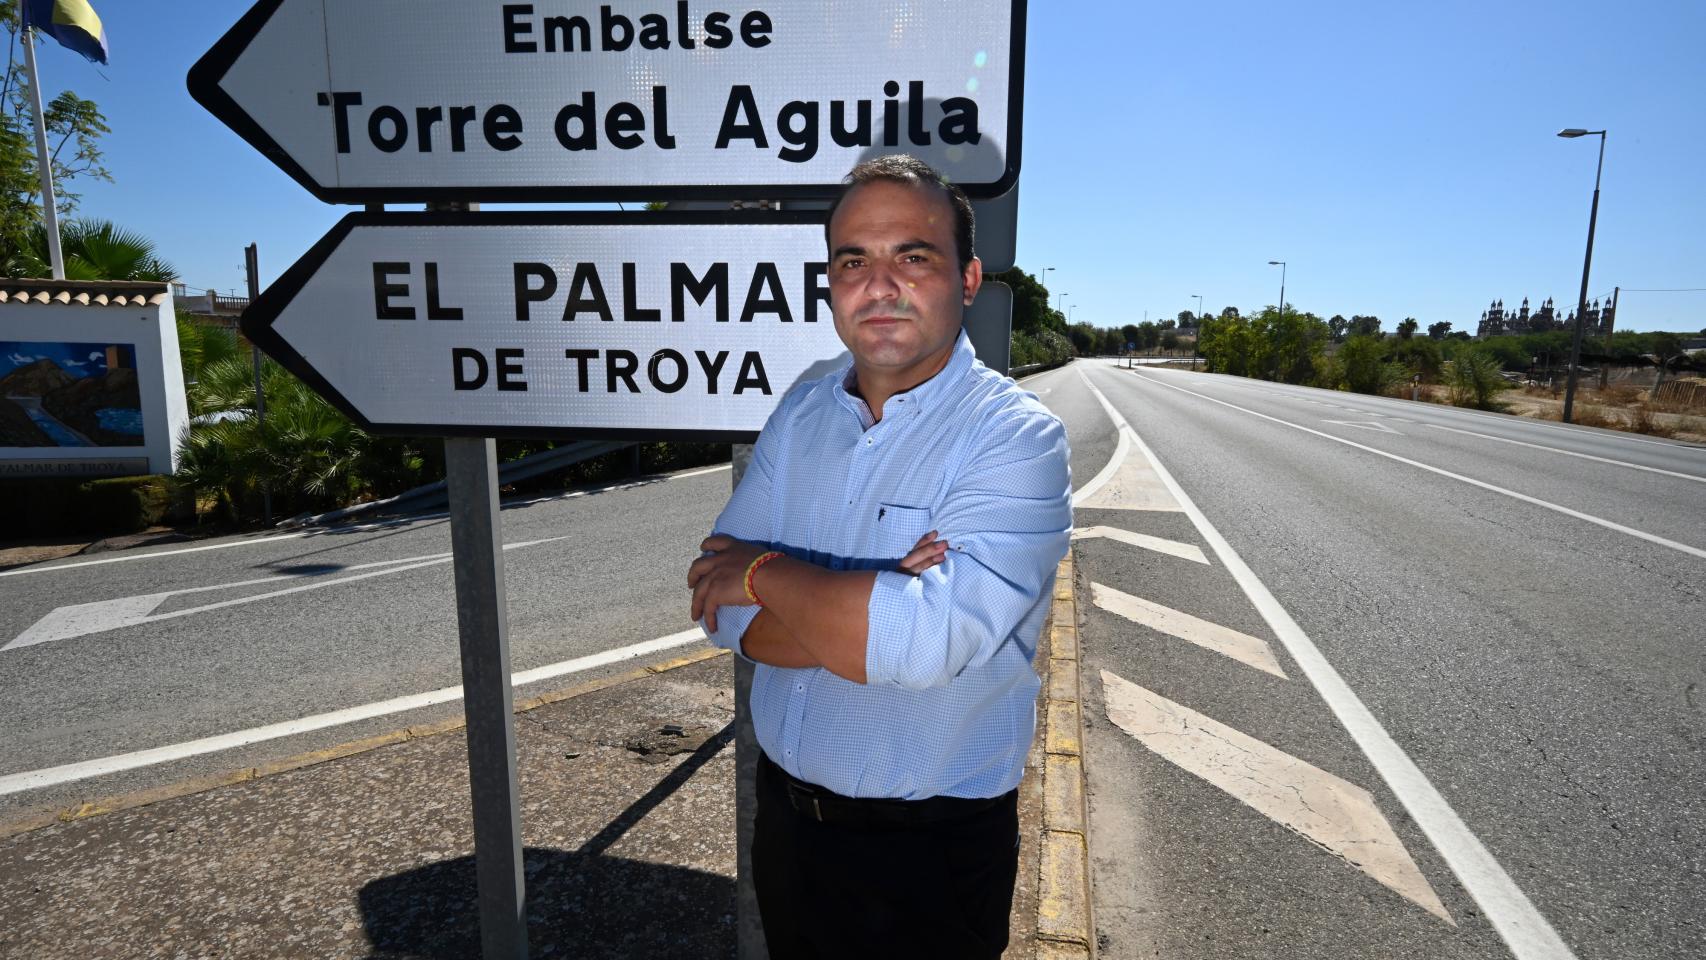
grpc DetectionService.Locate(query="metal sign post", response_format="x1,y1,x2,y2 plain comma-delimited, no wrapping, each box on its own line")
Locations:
444,434,529,960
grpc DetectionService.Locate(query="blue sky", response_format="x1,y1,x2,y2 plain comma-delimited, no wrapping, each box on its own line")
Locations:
37,0,1706,335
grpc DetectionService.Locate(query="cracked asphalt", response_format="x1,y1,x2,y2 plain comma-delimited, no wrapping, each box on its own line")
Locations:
1044,361,1705,960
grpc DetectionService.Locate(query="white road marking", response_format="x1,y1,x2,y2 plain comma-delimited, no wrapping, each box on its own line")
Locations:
1205,371,1705,452
1073,525,1209,564
1324,420,1404,435
1072,369,1183,511
1423,423,1706,483
5,539,564,651
0,629,708,797
0,465,734,579
1134,372,1706,563
1091,582,1286,678
1080,367,1580,960
1101,670,1452,923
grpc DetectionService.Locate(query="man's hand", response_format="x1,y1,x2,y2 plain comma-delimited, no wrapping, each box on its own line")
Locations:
688,535,770,633
690,531,948,635
899,531,949,575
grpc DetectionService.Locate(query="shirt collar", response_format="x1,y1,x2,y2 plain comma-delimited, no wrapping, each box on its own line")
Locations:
834,329,976,420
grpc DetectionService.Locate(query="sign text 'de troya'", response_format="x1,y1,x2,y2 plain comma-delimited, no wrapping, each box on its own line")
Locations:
189,0,1025,203
242,211,851,440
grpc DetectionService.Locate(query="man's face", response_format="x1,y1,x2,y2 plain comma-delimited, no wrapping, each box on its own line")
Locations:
827,180,982,382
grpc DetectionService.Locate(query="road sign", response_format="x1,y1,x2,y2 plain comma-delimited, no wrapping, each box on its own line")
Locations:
190,0,1026,204
244,210,856,440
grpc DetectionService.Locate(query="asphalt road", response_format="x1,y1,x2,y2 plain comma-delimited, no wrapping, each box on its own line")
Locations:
3,358,1701,960
1066,361,1704,960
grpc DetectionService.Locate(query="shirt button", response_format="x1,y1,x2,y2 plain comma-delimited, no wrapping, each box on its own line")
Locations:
796,684,804,692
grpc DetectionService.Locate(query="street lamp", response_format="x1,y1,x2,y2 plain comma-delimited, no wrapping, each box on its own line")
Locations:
1268,261,1286,322
1558,128,1607,425
1059,292,1069,312
1191,294,1204,370
1041,265,1055,285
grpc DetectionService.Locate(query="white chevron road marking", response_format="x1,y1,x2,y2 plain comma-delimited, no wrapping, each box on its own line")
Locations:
1090,582,1287,678
1323,419,1404,435
1072,526,1209,564
1101,670,1453,923
5,537,569,651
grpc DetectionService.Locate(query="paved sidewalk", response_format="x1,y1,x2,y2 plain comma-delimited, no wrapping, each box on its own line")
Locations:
0,647,1049,958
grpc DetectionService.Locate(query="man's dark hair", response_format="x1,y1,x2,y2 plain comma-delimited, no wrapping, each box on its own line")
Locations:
825,154,976,270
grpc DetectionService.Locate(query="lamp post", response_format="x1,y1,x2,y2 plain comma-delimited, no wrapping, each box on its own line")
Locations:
1059,292,1069,312
1268,261,1286,322
1191,294,1204,370
1557,128,1606,425
1041,265,1055,286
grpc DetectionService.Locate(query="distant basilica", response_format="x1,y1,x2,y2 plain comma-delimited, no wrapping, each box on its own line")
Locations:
1476,296,1614,339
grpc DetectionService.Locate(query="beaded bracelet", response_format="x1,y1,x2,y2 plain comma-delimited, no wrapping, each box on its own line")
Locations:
744,551,785,606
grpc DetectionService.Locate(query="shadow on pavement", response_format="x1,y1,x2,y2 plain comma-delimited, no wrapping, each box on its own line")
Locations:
360,722,738,958
358,847,734,959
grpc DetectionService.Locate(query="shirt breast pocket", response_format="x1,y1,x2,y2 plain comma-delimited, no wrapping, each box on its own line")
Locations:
872,503,933,563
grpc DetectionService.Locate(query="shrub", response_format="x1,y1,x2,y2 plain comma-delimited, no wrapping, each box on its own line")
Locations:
1442,349,1510,410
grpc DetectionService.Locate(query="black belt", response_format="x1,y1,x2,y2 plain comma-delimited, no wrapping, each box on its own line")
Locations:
761,753,1011,826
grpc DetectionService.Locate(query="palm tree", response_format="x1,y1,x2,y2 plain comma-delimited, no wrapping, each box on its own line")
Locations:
6,218,176,280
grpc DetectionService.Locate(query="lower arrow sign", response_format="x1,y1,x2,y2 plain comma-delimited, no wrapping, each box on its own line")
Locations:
245,210,850,441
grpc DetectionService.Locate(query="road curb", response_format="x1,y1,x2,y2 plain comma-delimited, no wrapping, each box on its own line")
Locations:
0,645,730,842
1033,550,1095,958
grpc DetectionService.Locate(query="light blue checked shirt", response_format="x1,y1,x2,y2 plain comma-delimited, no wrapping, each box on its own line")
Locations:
702,332,1072,800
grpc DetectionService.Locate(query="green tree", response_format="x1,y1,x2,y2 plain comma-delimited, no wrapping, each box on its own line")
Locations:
1120,323,1140,352
1338,334,1405,394
0,9,114,265
1649,332,1684,397
1396,317,1418,340
989,268,1063,336
1176,309,1196,330
1328,315,1349,342
1427,321,1452,340
10,218,175,280
1442,347,1509,410
1137,321,1159,351
1348,315,1382,338
1160,330,1179,352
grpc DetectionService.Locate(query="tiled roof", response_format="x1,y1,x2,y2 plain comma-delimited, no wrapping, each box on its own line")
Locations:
0,278,170,308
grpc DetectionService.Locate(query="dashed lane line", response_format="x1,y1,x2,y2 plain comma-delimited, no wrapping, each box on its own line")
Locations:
0,629,707,797
1101,670,1452,923
1132,371,1706,563
1072,525,1209,565
1090,582,1286,679
1082,366,1580,960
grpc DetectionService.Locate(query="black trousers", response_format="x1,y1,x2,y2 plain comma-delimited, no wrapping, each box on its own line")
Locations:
753,755,1020,960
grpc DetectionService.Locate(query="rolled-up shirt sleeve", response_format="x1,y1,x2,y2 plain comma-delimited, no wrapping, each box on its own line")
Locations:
865,410,1072,690
699,389,794,658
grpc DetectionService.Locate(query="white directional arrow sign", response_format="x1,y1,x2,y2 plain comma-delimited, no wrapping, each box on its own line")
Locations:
245,209,854,438
189,0,1024,203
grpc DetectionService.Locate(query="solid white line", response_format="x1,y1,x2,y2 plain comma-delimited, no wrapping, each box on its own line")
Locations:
1422,423,1706,483
1079,367,1579,960
1091,582,1286,678
1168,369,1705,453
0,629,707,797
1131,372,1706,562
0,464,736,579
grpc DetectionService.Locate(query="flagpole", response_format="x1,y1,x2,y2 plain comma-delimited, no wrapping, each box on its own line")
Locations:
22,25,65,280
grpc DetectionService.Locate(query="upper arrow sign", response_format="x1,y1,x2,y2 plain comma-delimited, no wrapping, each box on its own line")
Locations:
189,0,1025,203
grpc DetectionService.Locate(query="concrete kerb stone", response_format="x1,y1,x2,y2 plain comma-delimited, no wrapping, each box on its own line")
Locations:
1033,550,1095,957
0,645,732,842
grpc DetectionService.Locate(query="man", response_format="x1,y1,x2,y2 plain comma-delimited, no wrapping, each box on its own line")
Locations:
687,154,1072,958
